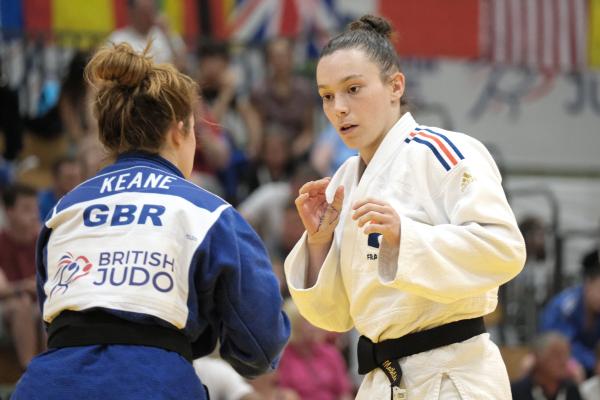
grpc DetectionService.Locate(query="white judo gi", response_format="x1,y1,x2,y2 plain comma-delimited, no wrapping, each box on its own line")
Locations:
285,113,526,399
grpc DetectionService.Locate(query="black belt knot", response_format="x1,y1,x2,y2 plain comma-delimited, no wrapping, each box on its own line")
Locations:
357,316,486,376
357,317,486,399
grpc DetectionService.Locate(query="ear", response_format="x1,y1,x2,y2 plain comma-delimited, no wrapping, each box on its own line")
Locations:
389,72,405,104
170,121,186,147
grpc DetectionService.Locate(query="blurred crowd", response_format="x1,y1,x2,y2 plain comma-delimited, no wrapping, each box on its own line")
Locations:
0,1,599,399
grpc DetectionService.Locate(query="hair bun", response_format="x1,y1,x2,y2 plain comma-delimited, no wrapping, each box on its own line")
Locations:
86,42,152,88
349,15,393,39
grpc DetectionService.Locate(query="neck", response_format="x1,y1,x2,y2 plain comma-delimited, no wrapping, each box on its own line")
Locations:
361,110,403,165
158,149,185,178
132,22,151,36
272,77,291,96
532,370,560,397
273,70,291,81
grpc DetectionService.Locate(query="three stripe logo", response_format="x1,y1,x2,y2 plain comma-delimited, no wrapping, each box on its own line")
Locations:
404,127,465,171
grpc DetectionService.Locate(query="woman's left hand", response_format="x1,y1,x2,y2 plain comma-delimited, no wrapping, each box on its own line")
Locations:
352,198,401,247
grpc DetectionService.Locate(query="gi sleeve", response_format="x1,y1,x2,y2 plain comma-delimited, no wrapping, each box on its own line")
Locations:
194,207,290,378
378,140,526,303
284,232,353,332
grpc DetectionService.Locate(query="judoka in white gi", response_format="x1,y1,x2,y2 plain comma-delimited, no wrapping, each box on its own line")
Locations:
284,15,526,400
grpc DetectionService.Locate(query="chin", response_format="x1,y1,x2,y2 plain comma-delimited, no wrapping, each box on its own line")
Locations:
340,138,360,150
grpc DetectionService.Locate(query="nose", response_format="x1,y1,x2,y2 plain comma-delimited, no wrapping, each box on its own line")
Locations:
333,95,349,117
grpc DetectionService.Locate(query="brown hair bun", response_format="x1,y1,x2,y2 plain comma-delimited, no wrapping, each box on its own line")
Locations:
85,42,152,88
348,15,393,39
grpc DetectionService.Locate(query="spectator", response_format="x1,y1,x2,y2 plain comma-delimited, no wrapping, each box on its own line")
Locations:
189,98,231,197
57,51,96,144
107,0,186,69
277,300,353,400
511,332,583,400
540,249,600,377
502,215,551,344
251,37,316,161
0,184,42,370
196,40,261,161
239,163,320,259
0,66,23,163
193,356,261,400
38,156,84,220
242,123,294,195
24,52,93,145
580,342,600,399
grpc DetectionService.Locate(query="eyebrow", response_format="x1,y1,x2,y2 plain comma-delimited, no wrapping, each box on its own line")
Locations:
317,74,364,89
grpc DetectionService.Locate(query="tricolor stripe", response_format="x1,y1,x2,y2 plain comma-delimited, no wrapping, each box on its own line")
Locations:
405,127,465,171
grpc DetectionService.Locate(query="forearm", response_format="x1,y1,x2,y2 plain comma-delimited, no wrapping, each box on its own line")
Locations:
292,129,314,158
306,239,332,287
239,104,262,159
210,88,236,122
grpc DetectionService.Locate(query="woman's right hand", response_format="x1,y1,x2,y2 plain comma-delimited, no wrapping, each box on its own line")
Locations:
295,178,344,245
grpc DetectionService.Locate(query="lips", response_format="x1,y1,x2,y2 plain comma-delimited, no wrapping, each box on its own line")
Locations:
340,123,358,134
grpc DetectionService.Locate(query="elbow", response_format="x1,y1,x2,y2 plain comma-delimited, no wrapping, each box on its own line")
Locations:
224,342,285,379
222,315,290,379
511,234,527,275
498,238,527,283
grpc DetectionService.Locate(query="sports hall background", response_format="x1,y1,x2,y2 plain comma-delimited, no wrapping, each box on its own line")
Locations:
0,0,598,397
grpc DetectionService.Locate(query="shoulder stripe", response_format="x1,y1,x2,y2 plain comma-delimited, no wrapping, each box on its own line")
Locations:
414,131,458,165
412,137,451,171
415,127,465,160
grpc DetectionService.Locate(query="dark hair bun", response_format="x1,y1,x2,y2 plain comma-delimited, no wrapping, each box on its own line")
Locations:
86,42,152,89
349,15,393,39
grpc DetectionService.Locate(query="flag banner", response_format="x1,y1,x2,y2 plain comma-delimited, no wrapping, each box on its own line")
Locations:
590,0,600,68
0,0,198,48
485,0,588,72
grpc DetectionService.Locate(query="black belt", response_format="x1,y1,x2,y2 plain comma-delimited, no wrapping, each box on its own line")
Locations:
48,309,193,362
357,317,486,399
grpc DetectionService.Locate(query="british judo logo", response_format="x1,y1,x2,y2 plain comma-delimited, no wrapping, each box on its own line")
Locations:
49,252,93,298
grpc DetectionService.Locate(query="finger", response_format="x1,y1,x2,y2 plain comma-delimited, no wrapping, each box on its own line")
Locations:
294,192,309,208
331,186,344,211
357,211,388,228
363,223,387,236
352,203,390,220
352,197,389,210
298,177,331,195
295,194,315,232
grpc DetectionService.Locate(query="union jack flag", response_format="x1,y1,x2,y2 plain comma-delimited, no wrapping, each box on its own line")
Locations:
211,0,350,52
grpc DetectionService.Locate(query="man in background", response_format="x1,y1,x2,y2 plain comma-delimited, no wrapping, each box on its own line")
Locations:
38,156,83,220
540,251,600,378
0,184,42,370
107,0,186,70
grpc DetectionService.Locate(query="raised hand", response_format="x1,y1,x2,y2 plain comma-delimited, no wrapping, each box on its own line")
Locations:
352,198,401,247
295,177,345,245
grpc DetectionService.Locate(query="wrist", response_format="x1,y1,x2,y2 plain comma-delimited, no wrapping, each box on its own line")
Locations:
307,232,332,247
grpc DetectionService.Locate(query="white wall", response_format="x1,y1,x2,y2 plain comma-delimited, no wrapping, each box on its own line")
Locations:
408,61,600,172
